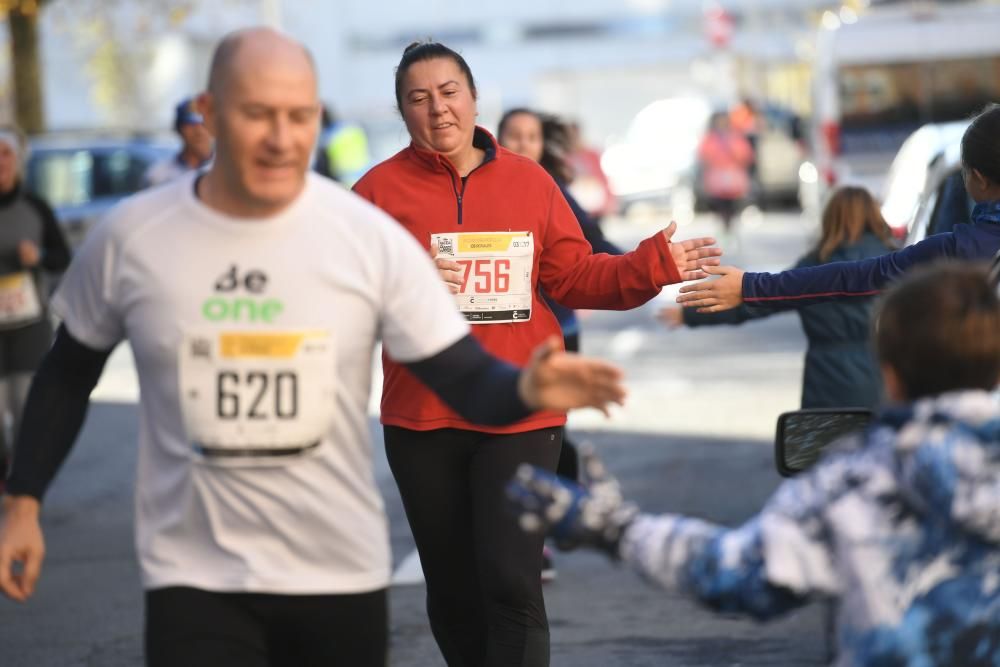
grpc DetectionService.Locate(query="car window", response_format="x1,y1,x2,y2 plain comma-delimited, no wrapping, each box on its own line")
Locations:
838,56,1000,154
27,148,153,207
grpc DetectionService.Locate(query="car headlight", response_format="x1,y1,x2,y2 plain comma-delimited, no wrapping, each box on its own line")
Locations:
798,161,819,185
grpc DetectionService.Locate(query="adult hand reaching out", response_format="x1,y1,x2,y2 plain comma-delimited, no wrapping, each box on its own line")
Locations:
518,336,626,416
675,265,746,312
662,221,723,282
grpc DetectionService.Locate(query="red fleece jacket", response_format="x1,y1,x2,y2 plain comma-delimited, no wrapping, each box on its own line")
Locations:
353,128,681,433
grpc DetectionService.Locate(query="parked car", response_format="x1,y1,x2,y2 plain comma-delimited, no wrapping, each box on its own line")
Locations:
808,2,1000,206
600,95,712,215
25,134,176,247
880,121,969,239
902,138,974,248
753,105,806,208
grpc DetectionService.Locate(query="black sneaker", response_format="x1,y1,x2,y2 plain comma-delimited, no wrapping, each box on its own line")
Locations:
541,546,557,583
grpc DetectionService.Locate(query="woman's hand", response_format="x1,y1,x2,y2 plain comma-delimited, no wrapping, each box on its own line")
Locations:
676,265,746,312
661,221,723,281
430,241,465,294
18,240,40,269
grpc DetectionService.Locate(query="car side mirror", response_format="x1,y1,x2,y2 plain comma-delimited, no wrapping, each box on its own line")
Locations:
775,408,874,476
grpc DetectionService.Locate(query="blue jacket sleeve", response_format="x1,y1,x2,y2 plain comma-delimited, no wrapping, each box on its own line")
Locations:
618,454,848,620
684,254,815,326
743,233,956,310
619,514,807,620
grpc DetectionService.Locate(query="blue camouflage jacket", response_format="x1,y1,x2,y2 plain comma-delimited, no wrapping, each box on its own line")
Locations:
743,201,1000,309
620,390,1000,666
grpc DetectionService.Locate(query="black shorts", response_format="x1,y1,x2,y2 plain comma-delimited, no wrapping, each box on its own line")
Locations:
0,318,53,375
145,586,388,667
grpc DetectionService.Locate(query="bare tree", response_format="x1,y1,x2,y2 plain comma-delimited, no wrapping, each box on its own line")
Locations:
4,0,50,134
4,0,229,133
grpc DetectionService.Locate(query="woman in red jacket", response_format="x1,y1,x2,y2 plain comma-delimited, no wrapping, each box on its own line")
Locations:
353,41,721,667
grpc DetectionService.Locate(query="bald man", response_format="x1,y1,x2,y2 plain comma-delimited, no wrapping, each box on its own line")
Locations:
0,28,626,666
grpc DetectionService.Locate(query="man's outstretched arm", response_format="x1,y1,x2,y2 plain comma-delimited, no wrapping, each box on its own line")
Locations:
405,334,626,425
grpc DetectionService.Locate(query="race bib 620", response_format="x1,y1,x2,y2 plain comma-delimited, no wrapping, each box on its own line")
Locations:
178,330,337,465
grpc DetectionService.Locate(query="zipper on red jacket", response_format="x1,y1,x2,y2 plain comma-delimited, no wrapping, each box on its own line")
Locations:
448,172,464,225
448,154,494,226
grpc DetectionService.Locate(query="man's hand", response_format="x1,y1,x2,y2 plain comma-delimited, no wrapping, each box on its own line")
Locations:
662,221,723,282
506,447,638,556
0,496,45,602
430,241,464,295
518,337,626,416
17,240,40,269
676,265,745,312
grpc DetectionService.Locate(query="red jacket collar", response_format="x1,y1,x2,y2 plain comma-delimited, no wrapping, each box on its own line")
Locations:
407,126,499,175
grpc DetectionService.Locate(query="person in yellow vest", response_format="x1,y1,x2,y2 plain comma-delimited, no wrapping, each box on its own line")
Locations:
314,105,372,188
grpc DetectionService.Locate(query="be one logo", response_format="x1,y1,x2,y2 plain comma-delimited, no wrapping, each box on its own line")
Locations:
202,265,284,322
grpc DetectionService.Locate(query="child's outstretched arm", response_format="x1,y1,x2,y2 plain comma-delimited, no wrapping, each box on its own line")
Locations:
508,449,839,620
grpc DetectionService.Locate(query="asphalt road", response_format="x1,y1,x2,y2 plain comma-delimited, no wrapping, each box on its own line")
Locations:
0,210,831,666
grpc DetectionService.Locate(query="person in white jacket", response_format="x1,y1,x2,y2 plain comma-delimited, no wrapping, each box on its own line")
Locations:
509,261,1000,667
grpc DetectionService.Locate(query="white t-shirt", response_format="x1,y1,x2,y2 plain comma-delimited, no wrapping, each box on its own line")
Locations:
143,155,195,189
52,172,469,594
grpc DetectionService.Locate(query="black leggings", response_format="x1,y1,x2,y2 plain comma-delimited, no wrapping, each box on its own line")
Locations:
384,426,562,667
556,333,580,482
145,586,387,667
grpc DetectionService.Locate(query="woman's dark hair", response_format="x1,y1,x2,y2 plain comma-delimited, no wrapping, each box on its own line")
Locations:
875,262,1000,400
496,108,574,183
961,103,1000,185
394,41,476,111
815,186,895,262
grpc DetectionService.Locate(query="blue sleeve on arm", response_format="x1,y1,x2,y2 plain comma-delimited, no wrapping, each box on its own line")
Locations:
685,526,806,620
403,334,532,425
743,233,955,310
683,304,758,327
622,514,807,621
6,325,112,500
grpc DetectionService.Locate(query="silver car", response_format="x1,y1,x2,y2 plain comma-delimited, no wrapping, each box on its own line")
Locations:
25,135,175,247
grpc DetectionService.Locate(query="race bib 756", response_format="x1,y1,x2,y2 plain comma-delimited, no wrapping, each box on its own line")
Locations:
432,231,533,324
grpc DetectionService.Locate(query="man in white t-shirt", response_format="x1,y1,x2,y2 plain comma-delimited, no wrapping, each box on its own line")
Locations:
0,28,626,667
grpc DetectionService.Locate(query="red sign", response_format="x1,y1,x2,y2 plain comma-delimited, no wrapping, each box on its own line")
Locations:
704,6,735,48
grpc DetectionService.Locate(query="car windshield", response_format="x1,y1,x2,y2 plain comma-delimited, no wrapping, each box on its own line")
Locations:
27,148,153,208
837,56,1000,155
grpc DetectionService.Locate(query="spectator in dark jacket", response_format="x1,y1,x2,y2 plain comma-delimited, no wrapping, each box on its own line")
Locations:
676,103,1000,313
660,186,895,409
0,125,70,489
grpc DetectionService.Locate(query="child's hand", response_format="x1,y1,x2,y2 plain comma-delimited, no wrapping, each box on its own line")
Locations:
506,447,638,557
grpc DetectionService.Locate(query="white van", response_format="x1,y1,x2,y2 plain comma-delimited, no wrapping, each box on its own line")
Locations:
809,2,1000,203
